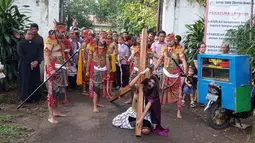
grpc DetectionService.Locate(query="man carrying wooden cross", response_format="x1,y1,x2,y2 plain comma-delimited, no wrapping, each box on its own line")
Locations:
112,29,168,137
112,68,169,136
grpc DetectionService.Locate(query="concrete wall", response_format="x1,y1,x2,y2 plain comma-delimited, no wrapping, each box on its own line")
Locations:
162,0,206,37
13,0,60,39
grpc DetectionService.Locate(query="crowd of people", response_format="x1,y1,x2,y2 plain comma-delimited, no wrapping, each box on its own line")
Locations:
13,20,231,136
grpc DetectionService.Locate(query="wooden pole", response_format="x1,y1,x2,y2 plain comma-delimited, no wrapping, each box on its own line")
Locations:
156,0,162,33
250,0,254,40
135,28,148,137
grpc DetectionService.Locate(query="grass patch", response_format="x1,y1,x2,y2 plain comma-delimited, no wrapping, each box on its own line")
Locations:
0,124,25,137
0,115,13,122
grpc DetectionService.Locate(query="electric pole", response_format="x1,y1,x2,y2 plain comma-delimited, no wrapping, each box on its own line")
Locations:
156,0,162,34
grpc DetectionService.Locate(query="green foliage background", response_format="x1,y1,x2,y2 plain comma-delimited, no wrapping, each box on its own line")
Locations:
0,0,30,89
67,0,95,29
224,20,255,66
67,0,158,34
183,17,205,66
187,0,207,7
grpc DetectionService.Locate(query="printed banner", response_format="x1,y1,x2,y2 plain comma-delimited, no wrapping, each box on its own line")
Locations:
204,0,254,53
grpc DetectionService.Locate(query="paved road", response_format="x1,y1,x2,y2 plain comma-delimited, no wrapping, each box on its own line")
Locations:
25,91,248,143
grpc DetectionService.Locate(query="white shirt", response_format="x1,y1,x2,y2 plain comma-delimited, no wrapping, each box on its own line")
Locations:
118,44,130,64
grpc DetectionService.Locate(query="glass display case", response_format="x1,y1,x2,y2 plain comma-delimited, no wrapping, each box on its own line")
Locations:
201,58,230,82
197,54,251,111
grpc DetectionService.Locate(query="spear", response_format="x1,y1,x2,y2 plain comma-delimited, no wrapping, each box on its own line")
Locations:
17,47,82,109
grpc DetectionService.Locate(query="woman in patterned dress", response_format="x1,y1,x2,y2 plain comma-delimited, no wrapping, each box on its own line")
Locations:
112,69,169,136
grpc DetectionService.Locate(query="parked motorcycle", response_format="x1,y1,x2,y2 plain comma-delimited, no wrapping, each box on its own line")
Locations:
204,69,255,129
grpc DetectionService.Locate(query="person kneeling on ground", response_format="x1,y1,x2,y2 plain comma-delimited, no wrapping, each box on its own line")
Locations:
112,68,169,136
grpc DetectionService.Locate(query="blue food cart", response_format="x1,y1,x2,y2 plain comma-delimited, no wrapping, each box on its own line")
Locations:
197,54,252,129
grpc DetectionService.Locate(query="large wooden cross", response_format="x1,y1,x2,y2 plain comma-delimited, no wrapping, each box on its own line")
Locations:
135,28,148,137
108,29,148,136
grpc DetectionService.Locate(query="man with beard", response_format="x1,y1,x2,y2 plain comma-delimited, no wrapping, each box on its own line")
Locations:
18,29,42,102
153,33,188,119
86,31,111,113
44,22,70,124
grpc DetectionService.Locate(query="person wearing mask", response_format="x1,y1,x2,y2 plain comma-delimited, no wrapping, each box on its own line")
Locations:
17,29,42,102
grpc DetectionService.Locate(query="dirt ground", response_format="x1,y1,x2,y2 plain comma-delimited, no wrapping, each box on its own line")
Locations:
0,89,252,143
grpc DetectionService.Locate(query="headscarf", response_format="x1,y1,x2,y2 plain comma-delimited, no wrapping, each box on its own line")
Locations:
166,33,175,41
82,29,92,44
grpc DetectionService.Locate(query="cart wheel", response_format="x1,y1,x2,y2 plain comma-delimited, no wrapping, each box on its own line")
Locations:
207,102,231,129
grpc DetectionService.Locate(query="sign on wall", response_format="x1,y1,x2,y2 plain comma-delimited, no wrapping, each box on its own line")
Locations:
204,0,254,53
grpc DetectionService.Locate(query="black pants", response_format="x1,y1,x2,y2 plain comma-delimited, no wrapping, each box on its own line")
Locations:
116,64,129,87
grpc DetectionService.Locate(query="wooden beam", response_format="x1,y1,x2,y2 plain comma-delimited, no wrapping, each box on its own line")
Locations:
135,28,148,137
110,86,131,102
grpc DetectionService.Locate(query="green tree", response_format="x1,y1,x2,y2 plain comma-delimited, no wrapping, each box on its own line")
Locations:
183,17,205,65
93,0,157,34
224,20,255,66
93,0,120,25
117,0,157,34
67,0,96,29
187,0,207,7
0,0,30,89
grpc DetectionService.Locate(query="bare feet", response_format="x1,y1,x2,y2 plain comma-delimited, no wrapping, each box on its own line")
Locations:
48,118,59,124
124,99,132,104
97,104,105,108
53,112,67,117
83,92,89,95
177,110,182,119
93,108,99,113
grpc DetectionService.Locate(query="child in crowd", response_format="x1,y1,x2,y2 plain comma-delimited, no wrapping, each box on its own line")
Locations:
182,66,196,108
